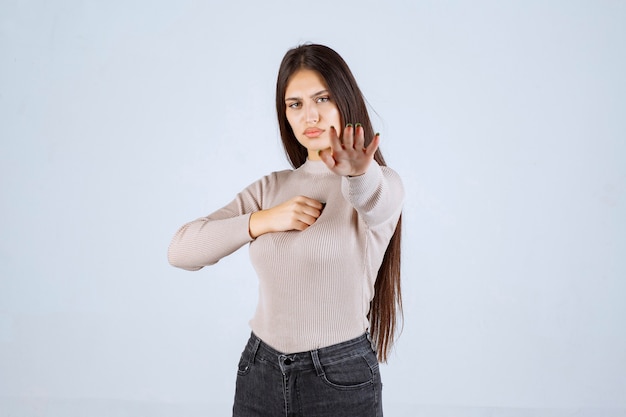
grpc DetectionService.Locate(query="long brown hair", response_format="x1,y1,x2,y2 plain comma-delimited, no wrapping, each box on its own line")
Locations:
275,44,403,362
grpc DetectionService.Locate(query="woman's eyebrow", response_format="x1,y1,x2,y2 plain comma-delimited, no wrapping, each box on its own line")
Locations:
285,90,329,102
310,89,329,98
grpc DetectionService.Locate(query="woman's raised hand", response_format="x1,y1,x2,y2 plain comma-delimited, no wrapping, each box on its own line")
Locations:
248,196,324,238
319,124,379,177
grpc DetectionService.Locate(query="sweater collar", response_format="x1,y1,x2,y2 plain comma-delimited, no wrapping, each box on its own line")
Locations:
298,159,335,176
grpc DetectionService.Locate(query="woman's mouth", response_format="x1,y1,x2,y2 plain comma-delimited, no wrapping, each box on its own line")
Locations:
304,128,324,138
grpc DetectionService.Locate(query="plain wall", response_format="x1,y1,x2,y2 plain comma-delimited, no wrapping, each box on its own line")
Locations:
1,1,625,416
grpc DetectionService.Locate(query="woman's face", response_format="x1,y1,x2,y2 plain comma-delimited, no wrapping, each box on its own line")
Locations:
284,69,342,160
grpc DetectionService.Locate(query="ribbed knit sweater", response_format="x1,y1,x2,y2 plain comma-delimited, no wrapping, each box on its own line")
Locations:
168,159,404,354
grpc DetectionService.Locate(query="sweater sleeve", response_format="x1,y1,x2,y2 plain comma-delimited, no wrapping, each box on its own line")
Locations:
341,161,404,229
167,176,269,271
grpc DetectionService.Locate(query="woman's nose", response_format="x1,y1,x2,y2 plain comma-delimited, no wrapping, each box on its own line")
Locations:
305,105,319,124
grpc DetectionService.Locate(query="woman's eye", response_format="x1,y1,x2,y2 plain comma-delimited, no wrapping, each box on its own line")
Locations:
288,102,301,109
316,96,330,103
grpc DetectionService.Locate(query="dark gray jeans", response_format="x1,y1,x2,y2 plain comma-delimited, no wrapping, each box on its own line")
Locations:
233,332,383,417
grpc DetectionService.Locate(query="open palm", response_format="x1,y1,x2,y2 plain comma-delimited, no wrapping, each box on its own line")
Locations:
319,124,379,177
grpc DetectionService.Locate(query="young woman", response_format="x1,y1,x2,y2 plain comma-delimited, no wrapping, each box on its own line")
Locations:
168,44,403,417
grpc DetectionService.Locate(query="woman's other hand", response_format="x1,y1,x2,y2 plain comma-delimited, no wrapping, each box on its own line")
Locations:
248,196,324,238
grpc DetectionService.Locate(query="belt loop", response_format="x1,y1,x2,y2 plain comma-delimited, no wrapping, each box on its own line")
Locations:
250,333,261,364
365,331,376,352
310,349,324,377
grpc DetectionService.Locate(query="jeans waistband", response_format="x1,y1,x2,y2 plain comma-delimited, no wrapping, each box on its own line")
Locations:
243,332,376,373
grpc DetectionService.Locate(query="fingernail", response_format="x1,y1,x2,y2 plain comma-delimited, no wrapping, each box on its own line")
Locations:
355,123,362,128
375,132,380,136
346,123,353,128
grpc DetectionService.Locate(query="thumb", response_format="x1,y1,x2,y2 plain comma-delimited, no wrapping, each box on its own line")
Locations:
318,148,335,168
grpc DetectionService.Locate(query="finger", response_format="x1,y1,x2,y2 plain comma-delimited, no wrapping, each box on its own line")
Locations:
319,148,336,169
354,123,365,150
342,123,354,149
319,127,338,168
364,132,380,158
300,204,322,219
307,198,325,210
328,125,343,152
296,196,325,210
296,213,319,228
294,221,310,231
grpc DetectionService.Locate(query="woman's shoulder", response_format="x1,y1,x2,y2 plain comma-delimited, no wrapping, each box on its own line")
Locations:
240,167,295,192
260,167,295,183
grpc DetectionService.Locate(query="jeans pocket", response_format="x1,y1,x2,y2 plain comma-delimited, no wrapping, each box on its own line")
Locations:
320,351,378,391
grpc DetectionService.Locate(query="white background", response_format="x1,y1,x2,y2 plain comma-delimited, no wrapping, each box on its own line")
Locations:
1,1,625,416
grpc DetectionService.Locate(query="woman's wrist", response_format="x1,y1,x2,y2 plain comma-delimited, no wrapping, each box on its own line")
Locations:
249,211,267,239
